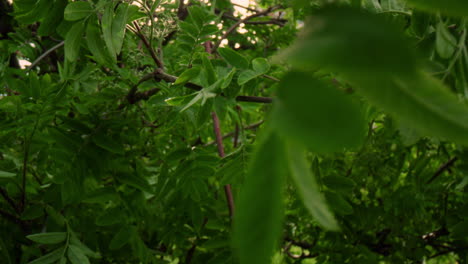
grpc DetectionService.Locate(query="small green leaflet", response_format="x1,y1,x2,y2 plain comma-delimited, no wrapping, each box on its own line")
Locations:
174,67,201,85
102,3,116,60
92,133,124,154
0,170,15,178
252,58,270,74
64,2,93,21
435,21,457,59
68,245,90,264
27,247,64,264
86,15,113,66
109,226,135,250
237,58,271,85
26,232,67,244
65,22,85,62
286,143,339,230
233,131,285,264
218,47,249,69
405,0,468,17
111,3,130,55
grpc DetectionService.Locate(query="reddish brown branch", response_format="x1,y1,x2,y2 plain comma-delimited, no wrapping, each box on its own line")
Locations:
211,112,235,219
132,21,164,69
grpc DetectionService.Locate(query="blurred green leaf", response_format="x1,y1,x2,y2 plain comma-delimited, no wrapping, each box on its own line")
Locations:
278,7,418,75
286,143,339,230
0,170,15,178
233,131,285,264
274,71,365,152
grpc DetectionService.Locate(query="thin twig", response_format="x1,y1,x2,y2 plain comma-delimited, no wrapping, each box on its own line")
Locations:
133,21,165,69
212,5,283,53
211,112,235,219
426,157,458,184
220,12,287,26
27,41,64,70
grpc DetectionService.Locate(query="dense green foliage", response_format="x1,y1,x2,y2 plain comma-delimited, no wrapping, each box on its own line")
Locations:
1,0,468,263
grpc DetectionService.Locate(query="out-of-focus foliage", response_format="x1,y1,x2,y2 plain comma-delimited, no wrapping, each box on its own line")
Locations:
0,0,468,263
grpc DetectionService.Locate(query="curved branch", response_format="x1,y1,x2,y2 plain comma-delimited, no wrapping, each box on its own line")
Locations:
212,5,283,53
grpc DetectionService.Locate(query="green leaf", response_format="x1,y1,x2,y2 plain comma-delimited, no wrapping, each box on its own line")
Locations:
21,205,44,220
86,15,112,65
237,70,259,85
354,71,468,145
280,6,468,145
0,170,15,178
323,175,356,193
233,131,285,264
174,67,201,85
274,71,365,152
92,133,124,154
27,247,64,264
64,2,93,21
252,58,270,74
435,22,457,59
102,3,116,60
278,7,418,75
286,143,339,230
95,207,124,226
221,68,237,89
109,226,134,250
325,191,354,215
218,47,249,69
112,3,130,55
70,234,101,259
405,0,468,17
201,54,217,85
65,22,85,62
67,245,90,264
26,232,67,244
37,0,67,36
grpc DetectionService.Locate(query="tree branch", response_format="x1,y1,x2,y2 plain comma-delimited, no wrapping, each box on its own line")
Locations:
211,112,235,219
426,157,458,184
212,5,283,53
27,41,64,71
219,12,287,27
0,187,20,214
132,21,164,69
